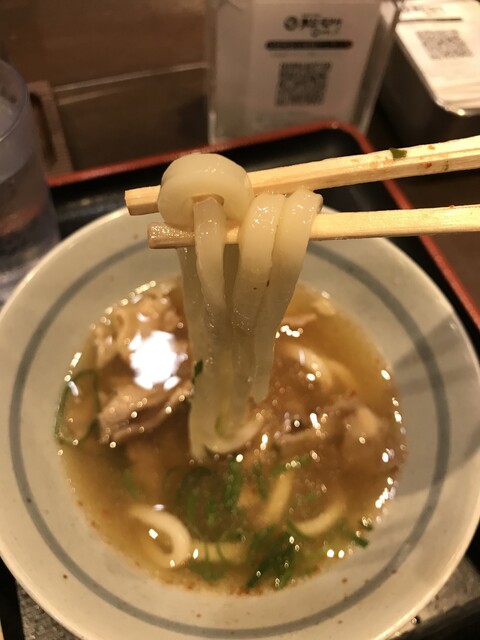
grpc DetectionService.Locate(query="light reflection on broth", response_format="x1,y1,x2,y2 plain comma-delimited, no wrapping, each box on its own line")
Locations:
56,279,406,593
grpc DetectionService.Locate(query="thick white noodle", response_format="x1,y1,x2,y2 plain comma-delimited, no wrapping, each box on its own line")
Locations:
280,342,359,394
158,153,253,228
176,248,207,362
252,189,322,401
228,193,284,431
157,154,321,457
176,248,215,458
201,413,265,455
129,505,192,569
191,540,247,564
158,154,255,457
193,197,227,333
292,500,345,538
191,197,232,455
232,193,285,334
189,363,221,459
281,342,335,393
256,473,293,528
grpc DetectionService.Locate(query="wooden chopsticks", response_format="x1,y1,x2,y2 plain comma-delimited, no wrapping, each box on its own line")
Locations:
147,204,480,249
125,135,480,217
124,134,480,247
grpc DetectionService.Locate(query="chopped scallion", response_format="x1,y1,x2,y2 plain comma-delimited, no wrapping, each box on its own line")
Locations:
192,360,203,382
389,147,407,159
224,460,243,512
123,468,140,499
253,462,268,500
352,534,369,548
246,530,297,590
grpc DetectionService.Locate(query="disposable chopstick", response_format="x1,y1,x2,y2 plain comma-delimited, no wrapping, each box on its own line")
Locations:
146,204,480,249
125,135,480,217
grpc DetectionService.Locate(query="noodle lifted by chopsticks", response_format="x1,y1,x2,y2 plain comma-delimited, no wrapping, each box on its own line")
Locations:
158,153,322,458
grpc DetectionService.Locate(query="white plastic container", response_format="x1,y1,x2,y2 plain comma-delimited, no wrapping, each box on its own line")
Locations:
207,0,401,142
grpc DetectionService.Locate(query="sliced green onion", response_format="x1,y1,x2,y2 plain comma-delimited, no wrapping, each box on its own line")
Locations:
123,469,140,499
294,491,318,507
246,530,296,590
389,147,407,159
188,560,225,582
189,540,226,582
206,496,218,529
360,517,374,531
175,466,212,503
250,526,275,553
253,462,268,500
341,522,370,548
55,370,99,445
192,360,203,382
220,526,248,542
186,487,200,532
352,534,369,548
224,460,243,512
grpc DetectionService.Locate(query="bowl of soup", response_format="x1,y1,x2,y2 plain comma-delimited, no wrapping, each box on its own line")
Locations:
0,198,478,640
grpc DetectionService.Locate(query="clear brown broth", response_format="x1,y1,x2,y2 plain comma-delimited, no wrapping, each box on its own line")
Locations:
58,280,406,593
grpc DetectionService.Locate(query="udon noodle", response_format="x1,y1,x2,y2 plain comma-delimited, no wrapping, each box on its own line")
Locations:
157,154,321,457
56,154,406,593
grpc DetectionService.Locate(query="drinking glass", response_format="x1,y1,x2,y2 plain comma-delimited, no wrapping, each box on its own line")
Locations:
0,60,59,307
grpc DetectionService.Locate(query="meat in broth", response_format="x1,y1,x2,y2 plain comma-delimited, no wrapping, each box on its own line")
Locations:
56,279,406,593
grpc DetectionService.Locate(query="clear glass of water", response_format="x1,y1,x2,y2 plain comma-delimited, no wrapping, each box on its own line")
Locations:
0,60,60,307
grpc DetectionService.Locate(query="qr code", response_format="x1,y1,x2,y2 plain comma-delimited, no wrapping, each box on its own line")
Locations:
276,62,331,106
416,29,472,60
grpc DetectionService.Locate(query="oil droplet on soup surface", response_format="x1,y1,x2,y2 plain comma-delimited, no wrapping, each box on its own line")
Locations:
57,280,406,593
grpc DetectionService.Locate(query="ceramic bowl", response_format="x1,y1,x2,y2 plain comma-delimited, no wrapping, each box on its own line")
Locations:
0,208,478,640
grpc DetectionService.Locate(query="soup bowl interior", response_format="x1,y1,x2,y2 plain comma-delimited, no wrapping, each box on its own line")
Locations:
0,208,478,640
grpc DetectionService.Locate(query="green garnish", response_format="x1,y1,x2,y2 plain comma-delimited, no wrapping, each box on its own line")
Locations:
174,464,247,542
176,466,212,503
246,530,297,590
250,526,276,553
253,462,268,500
221,526,248,542
189,562,225,582
294,491,318,507
360,517,374,531
352,534,369,548
186,487,201,533
389,147,407,159
192,360,203,382
123,469,140,499
55,370,99,445
206,497,218,529
224,460,243,512
189,545,226,582
341,522,370,548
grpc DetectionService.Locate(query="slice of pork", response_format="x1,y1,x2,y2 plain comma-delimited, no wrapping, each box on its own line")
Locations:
98,380,192,444
93,287,182,369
